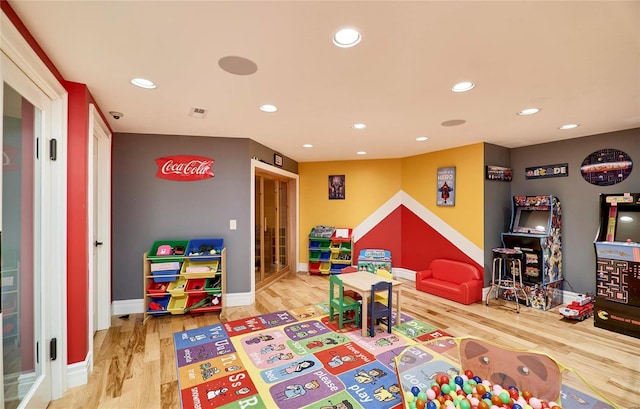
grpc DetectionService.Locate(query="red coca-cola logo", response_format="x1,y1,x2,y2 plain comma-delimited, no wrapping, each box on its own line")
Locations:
155,155,214,181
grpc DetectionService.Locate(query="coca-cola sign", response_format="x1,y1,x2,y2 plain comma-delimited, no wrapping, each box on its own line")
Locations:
155,155,214,182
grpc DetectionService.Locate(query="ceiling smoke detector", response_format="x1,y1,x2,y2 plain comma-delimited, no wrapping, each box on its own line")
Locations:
189,107,208,119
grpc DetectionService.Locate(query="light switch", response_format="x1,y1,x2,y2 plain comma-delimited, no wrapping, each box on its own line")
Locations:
230,219,237,230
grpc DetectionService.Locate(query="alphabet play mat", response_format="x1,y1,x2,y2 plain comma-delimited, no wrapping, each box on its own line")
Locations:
172,303,617,409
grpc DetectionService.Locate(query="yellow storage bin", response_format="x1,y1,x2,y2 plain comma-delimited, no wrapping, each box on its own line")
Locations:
167,276,187,297
168,296,188,314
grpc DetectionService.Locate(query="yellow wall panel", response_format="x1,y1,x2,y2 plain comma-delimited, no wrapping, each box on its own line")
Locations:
299,159,402,260
401,143,484,246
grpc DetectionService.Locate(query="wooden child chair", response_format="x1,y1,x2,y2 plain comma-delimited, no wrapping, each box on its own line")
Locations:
329,275,361,329
374,269,393,304
366,281,393,336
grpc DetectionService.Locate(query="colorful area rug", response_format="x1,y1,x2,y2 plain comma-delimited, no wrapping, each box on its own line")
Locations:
173,304,615,409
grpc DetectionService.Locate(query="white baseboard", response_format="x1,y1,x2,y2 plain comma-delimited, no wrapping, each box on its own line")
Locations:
297,262,308,272
67,356,90,388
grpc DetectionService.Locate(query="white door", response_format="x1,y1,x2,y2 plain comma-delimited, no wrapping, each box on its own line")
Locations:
1,54,53,408
89,104,111,340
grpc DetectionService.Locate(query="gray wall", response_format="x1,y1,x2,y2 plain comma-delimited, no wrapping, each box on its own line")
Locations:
483,143,513,286
112,133,255,300
508,128,640,293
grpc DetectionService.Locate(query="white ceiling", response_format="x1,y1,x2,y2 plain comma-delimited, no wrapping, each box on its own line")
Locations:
8,1,640,162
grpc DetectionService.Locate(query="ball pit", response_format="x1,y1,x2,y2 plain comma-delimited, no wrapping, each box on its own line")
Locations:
402,368,563,409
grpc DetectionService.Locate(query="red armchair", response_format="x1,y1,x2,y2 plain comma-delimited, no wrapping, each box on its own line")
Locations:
415,259,483,305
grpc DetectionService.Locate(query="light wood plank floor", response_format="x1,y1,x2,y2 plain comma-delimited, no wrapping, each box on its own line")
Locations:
47,272,640,409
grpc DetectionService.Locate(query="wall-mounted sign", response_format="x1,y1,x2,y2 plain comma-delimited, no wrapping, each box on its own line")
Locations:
274,153,283,167
580,148,632,186
525,163,568,180
437,167,455,206
155,155,214,182
486,165,512,181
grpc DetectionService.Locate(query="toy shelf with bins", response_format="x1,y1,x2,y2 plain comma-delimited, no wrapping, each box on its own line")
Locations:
308,226,352,275
143,238,226,323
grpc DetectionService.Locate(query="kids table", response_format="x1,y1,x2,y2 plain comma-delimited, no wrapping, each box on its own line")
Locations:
339,271,403,336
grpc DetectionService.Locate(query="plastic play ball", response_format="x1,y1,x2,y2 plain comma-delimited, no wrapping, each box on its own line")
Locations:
476,384,487,395
491,394,503,406
418,391,427,402
499,391,511,404
509,388,520,400
463,383,473,394
427,388,437,400
441,384,452,394
405,391,415,403
411,386,421,396
427,401,438,409
464,369,474,378
473,376,482,384
454,376,464,386
529,397,543,409
440,375,450,385
431,385,441,395
512,404,523,409
416,398,426,409
522,390,533,400
457,398,471,409
477,401,490,409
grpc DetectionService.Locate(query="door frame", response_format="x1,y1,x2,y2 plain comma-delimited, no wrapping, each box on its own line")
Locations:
250,160,298,296
1,10,68,403
87,104,111,369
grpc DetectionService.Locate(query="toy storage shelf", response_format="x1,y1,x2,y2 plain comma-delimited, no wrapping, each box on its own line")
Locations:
308,226,352,275
143,238,226,323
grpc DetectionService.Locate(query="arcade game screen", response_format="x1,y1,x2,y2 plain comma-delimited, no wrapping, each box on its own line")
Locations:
514,209,550,233
615,210,640,242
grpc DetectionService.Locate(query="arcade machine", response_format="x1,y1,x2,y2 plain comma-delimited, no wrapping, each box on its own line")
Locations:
593,193,640,339
501,195,563,310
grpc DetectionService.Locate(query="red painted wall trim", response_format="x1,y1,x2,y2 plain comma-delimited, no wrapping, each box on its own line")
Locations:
65,82,89,364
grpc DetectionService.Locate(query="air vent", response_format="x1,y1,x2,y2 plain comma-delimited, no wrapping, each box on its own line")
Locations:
189,107,208,119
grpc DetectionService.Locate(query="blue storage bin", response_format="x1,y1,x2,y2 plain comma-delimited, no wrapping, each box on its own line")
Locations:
152,269,180,283
147,295,170,314
187,238,224,259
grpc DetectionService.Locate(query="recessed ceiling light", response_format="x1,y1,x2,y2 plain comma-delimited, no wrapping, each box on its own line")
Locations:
416,136,429,141
518,108,540,116
333,28,361,48
302,144,313,148
559,123,579,130
451,81,475,92
356,151,367,155
260,104,278,113
352,123,367,129
131,78,156,89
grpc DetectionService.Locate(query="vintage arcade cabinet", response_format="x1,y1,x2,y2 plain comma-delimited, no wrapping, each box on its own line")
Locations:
501,195,563,310
593,193,640,339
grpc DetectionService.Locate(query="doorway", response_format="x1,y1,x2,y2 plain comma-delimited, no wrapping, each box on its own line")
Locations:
253,162,298,290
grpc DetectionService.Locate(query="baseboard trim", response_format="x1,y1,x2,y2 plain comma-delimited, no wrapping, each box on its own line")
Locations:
112,292,256,317
67,355,90,389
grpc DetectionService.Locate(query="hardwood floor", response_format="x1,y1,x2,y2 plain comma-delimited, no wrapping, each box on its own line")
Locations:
47,272,639,409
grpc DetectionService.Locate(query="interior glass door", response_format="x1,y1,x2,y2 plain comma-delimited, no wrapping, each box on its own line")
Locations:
2,57,51,408
255,172,290,286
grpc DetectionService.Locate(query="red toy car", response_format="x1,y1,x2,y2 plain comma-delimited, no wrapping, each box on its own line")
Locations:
559,294,594,321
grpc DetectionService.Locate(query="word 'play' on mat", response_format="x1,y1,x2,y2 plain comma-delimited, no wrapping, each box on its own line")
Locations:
173,303,615,409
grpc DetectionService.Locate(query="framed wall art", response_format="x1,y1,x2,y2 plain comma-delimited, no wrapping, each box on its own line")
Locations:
437,167,455,206
328,175,345,200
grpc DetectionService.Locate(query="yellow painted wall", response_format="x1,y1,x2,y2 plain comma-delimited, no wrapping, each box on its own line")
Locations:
298,144,485,262
299,159,402,261
401,143,485,247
